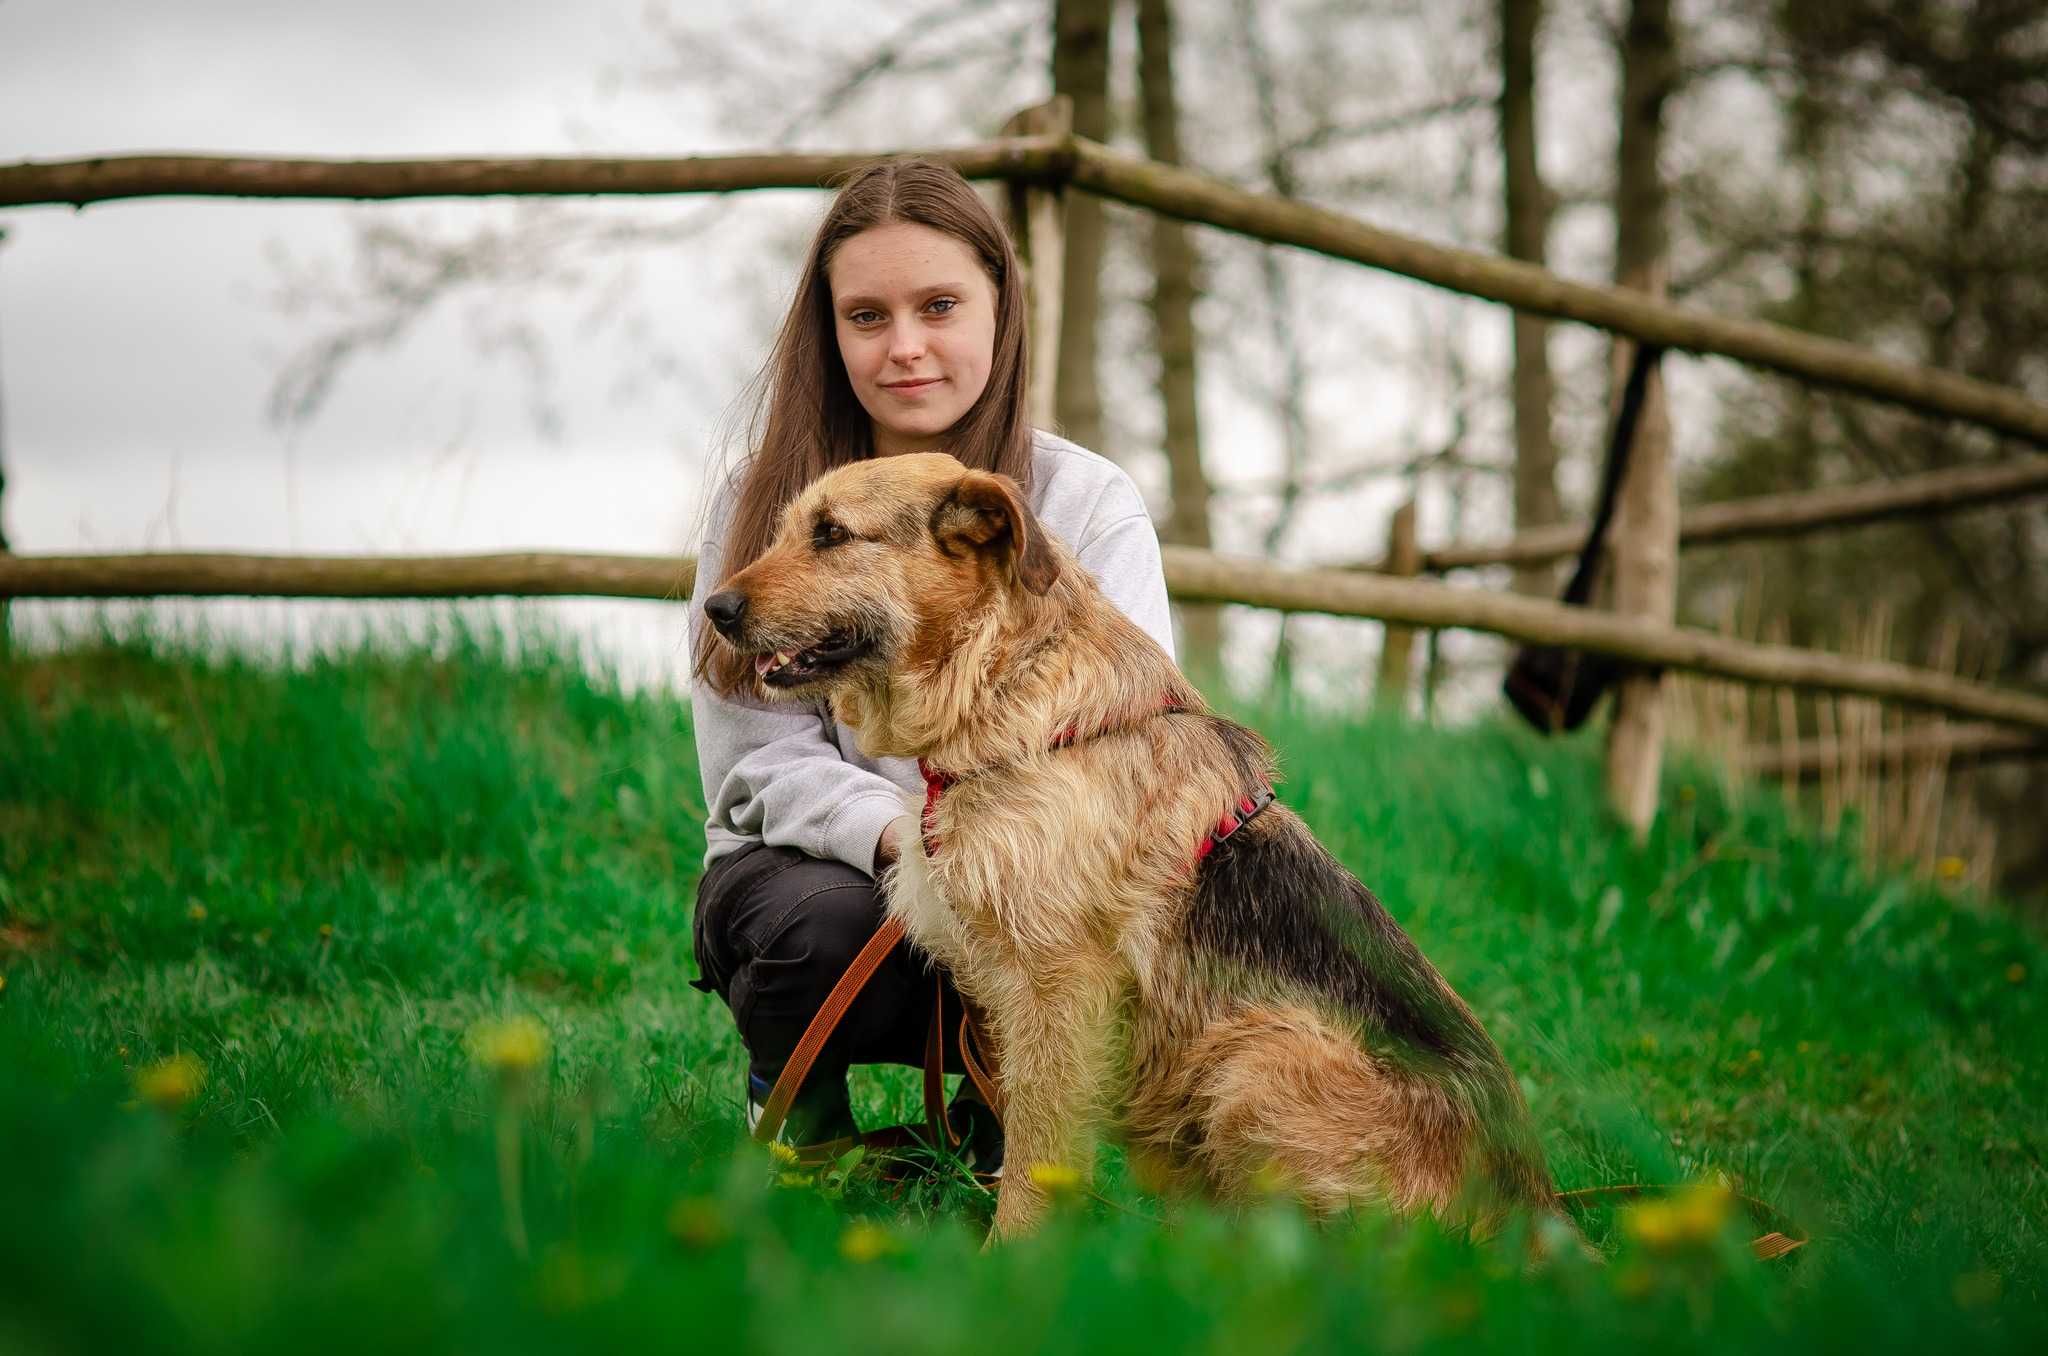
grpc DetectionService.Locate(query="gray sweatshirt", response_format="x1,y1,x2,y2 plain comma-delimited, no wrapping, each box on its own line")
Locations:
689,430,1176,873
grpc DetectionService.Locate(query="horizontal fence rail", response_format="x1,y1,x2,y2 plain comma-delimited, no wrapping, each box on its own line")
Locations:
1421,456,2048,572
0,551,692,601
6,136,2047,445
1063,142,2048,447
0,139,1073,206
7,548,2048,734
1738,724,2048,780
1157,547,2048,732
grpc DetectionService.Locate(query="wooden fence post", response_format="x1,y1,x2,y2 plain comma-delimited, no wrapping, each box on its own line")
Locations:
1603,307,1677,837
1001,99,1072,433
0,224,11,654
1374,499,1420,712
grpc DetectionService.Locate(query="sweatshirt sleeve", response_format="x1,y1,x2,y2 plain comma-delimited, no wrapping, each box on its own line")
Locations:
689,522,910,876
1073,479,1178,665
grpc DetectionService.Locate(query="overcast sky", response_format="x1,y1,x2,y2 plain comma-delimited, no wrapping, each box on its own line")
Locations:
0,0,844,679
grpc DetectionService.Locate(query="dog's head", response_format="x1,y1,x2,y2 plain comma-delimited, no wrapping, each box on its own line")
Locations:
702,451,1060,703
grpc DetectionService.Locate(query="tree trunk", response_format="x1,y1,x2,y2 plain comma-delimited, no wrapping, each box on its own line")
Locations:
1051,0,1112,453
1230,0,1313,698
1135,0,1221,680
1603,0,1678,840
1001,101,1072,435
1499,0,1560,597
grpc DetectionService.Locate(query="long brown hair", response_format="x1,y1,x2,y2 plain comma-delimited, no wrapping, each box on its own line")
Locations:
696,157,1035,696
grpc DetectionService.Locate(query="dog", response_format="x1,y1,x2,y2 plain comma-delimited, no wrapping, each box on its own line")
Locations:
703,452,1563,1243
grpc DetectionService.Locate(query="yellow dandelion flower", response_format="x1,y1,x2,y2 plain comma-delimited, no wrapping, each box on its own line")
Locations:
134,1052,205,1111
0,974,7,994
765,1140,801,1167
318,923,334,940
774,1171,816,1189
186,902,207,922
1027,1162,1081,1195
1934,856,1967,883
1623,1183,1732,1251
1621,1198,1681,1249
1672,1182,1734,1239
2007,963,2026,985
839,1221,895,1263
466,1015,550,1073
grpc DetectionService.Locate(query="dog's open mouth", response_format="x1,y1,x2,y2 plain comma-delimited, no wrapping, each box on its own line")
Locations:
752,629,874,688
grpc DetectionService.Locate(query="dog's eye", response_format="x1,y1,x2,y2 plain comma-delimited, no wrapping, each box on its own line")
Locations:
812,520,850,550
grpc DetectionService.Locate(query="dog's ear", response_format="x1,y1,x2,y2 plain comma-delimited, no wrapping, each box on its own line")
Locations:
931,470,1061,595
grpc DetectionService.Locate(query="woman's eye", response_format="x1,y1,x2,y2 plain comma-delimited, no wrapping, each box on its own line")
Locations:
849,309,882,326
812,521,849,549
927,297,957,315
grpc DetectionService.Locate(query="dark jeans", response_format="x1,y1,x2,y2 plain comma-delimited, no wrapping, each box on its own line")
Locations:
691,841,966,1095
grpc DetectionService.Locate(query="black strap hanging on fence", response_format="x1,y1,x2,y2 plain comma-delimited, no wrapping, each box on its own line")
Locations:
1502,341,1665,734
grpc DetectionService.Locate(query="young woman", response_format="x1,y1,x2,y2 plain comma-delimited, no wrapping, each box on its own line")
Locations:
688,158,1176,1152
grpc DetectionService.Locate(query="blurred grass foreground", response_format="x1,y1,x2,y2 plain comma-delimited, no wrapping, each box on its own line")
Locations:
1,618,2043,1354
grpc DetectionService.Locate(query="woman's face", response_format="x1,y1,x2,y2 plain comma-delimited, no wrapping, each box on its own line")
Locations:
828,221,998,457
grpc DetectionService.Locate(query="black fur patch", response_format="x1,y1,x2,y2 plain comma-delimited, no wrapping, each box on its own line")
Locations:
1183,761,1496,1072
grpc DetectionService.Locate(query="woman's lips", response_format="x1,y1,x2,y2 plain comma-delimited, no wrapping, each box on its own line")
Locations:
883,377,942,394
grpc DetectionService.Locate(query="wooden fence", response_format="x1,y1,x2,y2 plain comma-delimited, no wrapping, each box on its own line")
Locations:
5,108,2046,832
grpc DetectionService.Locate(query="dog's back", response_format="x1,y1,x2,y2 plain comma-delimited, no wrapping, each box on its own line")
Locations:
1085,706,1558,1227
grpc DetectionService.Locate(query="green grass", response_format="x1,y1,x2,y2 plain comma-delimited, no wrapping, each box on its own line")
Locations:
1,617,2043,1353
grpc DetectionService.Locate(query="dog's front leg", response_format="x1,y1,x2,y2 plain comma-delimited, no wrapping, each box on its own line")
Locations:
984,961,1121,1244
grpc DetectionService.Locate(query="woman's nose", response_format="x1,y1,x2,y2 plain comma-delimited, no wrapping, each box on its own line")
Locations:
887,321,926,363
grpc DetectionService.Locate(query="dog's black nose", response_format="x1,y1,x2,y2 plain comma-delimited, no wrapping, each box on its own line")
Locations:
703,589,748,638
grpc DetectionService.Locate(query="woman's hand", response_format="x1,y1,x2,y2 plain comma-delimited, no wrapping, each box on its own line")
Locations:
873,819,902,873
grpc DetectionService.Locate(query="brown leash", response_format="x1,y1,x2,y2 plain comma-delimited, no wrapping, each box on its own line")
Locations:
751,913,1002,1161
750,914,916,1150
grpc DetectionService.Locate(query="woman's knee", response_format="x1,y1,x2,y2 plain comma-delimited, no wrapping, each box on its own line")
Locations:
756,877,886,979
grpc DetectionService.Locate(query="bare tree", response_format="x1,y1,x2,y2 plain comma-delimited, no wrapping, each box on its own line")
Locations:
1051,0,1115,453
267,1,1041,439
1229,0,1317,695
1499,0,1560,597
1136,0,1222,678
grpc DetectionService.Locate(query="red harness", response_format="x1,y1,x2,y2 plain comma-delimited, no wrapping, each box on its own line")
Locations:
916,703,1276,863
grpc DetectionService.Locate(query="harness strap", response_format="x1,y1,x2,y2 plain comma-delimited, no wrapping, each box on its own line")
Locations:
1195,783,1277,861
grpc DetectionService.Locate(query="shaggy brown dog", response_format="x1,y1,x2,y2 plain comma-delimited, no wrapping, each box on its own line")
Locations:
703,452,1561,1242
